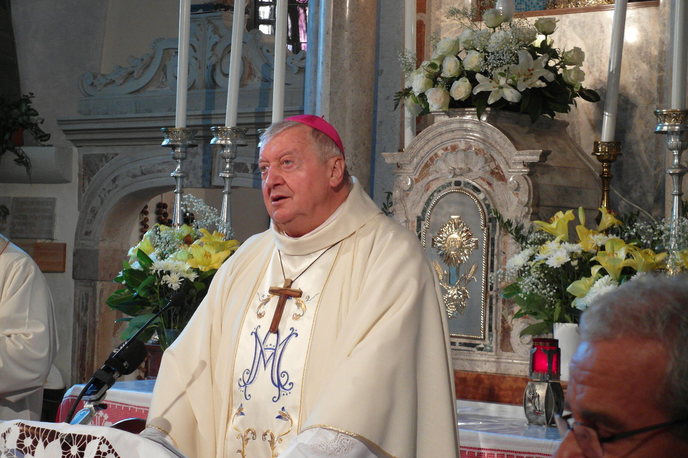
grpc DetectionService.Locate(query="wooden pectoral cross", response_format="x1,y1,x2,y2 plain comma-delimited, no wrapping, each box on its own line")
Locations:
268,279,303,334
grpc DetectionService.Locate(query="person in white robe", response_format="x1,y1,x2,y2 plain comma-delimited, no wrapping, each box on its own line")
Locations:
0,234,58,421
143,115,460,458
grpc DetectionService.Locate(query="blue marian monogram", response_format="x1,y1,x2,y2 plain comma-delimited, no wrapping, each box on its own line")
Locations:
238,326,298,402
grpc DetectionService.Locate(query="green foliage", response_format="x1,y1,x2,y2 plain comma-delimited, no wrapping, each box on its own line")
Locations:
0,93,51,176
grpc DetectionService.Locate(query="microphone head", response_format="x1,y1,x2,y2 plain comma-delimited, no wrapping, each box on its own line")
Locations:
107,338,148,376
169,290,186,309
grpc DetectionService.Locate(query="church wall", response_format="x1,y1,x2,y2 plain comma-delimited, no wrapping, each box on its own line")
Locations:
100,0,179,73
7,0,110,388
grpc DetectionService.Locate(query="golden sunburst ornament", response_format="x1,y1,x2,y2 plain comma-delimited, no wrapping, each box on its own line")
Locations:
433,216,478,267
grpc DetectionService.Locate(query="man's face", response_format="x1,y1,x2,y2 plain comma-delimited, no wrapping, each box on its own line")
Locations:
259,125,344,237
553,337,688,457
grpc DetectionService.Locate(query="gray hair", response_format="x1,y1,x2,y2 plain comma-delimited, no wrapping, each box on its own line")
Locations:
580,273,688,439
260,120,344,163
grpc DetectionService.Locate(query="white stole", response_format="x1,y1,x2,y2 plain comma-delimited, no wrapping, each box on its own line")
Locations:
227,245,341,458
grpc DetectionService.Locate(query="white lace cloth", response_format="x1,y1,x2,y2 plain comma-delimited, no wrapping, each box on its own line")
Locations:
279,428,382,458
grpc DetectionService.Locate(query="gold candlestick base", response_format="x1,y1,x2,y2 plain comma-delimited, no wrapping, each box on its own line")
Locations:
592,141,622,212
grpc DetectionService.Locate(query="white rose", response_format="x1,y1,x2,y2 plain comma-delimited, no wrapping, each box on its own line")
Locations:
405,94,425,116
463,50,485,72
563,66,585,89
421,60,441,77
450,77,472,101
459,29,476,50
432,37,460,60
562,47,585,66
441,56,463,77
426,87,450,111
411,72,434,95
483,8,506,28
534,17,557,35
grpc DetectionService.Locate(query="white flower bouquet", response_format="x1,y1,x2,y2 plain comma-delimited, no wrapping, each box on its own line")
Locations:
396,8,600,122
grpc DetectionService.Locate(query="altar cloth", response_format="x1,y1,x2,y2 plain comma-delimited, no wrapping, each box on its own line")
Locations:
0,419,181,458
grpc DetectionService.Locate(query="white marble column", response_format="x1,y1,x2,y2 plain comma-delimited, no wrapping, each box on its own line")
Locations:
305,0,378,191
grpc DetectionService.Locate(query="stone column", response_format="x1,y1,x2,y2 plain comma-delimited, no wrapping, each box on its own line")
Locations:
305,0,378,191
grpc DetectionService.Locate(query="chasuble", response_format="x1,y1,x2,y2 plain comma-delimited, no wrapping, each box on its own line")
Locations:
145,179,459,458
0,236,58,421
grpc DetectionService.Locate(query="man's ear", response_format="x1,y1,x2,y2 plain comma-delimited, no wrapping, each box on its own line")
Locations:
329,156,346,188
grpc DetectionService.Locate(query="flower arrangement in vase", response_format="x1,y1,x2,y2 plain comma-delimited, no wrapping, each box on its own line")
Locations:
395,8,600,123
495,208,688,336
106,195,240,349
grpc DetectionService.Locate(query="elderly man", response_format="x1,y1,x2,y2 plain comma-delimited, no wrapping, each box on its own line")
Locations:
144,115,459,458
0,234,58,420
553,274,688,458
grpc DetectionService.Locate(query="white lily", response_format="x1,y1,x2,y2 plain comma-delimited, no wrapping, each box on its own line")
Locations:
473,72,521,105
508,50,554,92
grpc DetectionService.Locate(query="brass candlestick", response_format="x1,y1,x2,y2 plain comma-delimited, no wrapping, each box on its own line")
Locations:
592,141,622,212
162,127,198,227
654,109,688,275
210,126,247,230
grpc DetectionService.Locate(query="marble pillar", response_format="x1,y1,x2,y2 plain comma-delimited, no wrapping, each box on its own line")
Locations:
305,0,377,191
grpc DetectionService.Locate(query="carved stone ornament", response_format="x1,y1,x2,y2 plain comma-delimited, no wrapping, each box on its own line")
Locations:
383,108,600,376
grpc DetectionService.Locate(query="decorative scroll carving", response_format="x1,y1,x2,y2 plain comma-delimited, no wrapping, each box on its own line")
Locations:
78,13,306,98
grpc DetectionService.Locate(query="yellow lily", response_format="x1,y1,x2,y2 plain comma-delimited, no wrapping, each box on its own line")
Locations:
534,210,575,242
567,275,598,308
591,238,632,281
678,250,688,269
625,247,667,273
186,244,234,271
196,229,240,252
575,225,601,253
596,207,623,232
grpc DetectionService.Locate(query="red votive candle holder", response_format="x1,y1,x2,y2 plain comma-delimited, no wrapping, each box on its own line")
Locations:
530,338,560,381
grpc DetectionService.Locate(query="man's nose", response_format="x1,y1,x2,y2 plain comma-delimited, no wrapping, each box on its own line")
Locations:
263,167,283,187
552,432,585,458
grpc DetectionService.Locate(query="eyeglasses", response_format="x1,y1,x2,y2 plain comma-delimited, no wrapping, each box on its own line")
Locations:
555,413,688,458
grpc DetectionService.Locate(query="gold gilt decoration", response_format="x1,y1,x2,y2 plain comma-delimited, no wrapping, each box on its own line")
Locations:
231,404,257,458
432,216,479,317
262,407,294,458
433,216,478,267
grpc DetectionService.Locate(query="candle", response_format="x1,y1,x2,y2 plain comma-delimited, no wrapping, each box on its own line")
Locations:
272,0,288,123
403,0,416,148
225,0,247,127
600,0,627,142
671,0,687,109
175,0,192,128
530,338,560,381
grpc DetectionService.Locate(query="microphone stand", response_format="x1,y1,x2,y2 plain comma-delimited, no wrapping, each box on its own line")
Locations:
66,291,186,424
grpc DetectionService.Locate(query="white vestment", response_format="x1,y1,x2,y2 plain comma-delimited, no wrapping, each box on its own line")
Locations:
0,237,58,421
146,180,459,458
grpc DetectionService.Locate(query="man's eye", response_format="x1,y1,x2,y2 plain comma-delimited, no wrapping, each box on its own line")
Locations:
259,166,268,173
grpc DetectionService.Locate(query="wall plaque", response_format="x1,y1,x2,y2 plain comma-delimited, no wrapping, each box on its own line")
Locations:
10,197,56,239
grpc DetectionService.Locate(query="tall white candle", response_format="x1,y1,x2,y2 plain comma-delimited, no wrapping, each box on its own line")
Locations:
225,0,247,127
600,0,627,142
175,0,192,128
671,0,687,109
403,0,416,148
272,0,288,123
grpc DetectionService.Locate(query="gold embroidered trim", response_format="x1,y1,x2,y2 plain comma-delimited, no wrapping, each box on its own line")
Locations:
301,425,397,458
144,424,180,449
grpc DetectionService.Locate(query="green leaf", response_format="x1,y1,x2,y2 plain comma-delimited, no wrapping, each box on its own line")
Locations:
136,249,154,269
578,88,601,103
519,321,553,337
502,282,522,299
122,268,149,290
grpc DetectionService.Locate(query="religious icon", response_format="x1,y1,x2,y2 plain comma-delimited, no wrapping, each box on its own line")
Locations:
432,215,478,317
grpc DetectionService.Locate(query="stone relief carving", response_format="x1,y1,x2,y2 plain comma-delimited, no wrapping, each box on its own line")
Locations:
78,13,305,98
383,108,599,376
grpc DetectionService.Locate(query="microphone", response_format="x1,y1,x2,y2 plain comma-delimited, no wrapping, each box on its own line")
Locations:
66,290,186,423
